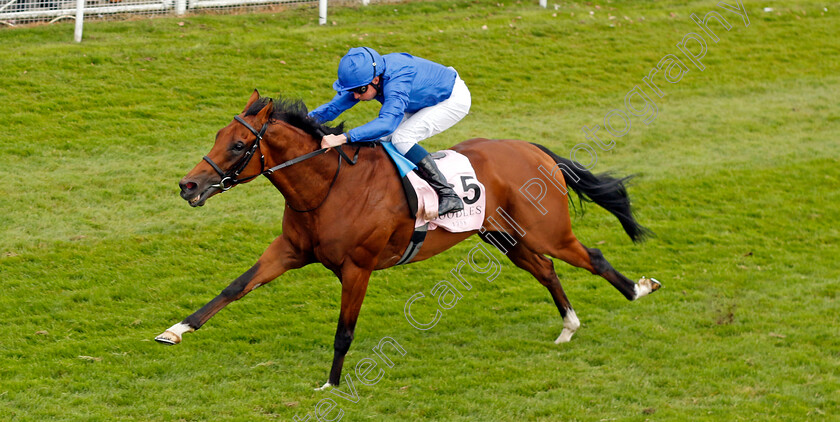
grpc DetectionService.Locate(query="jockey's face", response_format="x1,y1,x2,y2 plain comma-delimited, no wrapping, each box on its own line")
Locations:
353,76,379,101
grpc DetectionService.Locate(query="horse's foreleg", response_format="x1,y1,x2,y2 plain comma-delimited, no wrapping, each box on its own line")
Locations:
155,234,308,345
316,263,372,390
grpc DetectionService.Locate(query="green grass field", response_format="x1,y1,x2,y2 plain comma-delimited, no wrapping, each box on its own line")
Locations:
1,0,838,420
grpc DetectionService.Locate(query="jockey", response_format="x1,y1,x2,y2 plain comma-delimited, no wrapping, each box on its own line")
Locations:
308,47,472,216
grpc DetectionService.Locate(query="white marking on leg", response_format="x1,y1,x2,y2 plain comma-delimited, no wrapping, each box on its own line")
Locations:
314,382,333,391
167,322,195,337
634,276,661,300
154,322,194,345
555,309,580,344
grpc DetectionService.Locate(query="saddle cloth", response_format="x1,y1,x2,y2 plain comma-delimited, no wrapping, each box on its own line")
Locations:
380,142,486,232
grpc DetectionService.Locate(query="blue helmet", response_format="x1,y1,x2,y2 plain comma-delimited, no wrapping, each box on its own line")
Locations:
332,47,383,91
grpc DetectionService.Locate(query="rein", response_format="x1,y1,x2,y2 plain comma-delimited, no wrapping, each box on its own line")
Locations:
202,115,360,212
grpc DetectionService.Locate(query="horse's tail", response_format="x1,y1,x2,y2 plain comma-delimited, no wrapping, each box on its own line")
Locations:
530,143,651,243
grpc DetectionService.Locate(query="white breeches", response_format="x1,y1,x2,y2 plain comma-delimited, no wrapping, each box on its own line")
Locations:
387,74,472,155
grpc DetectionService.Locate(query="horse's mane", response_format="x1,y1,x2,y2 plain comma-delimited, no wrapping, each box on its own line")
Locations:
244,96,345,140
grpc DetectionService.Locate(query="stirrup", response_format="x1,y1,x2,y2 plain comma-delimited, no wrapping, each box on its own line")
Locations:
438,194,464,215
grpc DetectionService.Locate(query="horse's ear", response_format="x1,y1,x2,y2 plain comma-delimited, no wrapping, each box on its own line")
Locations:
256,99,274,122
243,89,261,113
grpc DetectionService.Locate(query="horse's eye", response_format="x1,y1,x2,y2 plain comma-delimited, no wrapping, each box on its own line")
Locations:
232,141,246,152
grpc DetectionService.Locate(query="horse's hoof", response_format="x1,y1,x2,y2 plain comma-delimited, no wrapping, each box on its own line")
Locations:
154,330,181,345
555,309,580,344
634,277,662,300
648,277,662,292
555,330,574,344
314,382,333,391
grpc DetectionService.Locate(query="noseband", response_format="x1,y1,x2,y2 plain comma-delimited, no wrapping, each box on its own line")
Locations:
203,115,269,192
202,115,359,212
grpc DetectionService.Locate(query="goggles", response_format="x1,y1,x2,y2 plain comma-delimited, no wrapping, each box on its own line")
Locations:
350,84,370,95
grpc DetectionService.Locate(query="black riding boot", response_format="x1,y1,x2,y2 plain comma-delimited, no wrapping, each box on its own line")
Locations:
414,154,464,216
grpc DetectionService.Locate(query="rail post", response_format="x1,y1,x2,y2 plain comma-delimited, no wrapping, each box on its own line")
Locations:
73,0,84,42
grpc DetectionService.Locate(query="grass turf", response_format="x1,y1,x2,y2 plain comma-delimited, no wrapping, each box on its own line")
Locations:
1,0,838,420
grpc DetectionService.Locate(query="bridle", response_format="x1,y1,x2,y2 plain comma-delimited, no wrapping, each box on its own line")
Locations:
202,115,358,212
202,115,268,192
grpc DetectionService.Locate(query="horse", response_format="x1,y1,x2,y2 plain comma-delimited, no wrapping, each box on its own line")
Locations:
155,90,661,390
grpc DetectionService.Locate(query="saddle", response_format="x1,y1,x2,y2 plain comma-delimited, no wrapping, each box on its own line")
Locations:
379,142,487,264
335,141,486,265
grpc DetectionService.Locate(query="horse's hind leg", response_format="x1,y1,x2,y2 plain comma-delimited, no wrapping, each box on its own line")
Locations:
550,236,660,301
587,246,661,299
502,243,581,343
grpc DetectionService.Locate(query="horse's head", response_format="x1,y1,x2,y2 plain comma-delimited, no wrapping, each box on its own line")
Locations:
179,90,274,207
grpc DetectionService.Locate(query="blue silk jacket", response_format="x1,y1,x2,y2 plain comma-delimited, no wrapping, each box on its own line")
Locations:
309,53,457,143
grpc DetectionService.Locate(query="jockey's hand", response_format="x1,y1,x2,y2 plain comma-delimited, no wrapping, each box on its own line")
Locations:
321,134,348,149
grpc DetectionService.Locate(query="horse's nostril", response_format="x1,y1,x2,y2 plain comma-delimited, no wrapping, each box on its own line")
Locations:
180,180,198,193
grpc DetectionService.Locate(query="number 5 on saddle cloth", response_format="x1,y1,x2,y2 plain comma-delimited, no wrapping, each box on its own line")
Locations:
379,141,487,265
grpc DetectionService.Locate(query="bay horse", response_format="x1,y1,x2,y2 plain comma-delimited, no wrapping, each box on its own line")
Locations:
156,90,661,389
